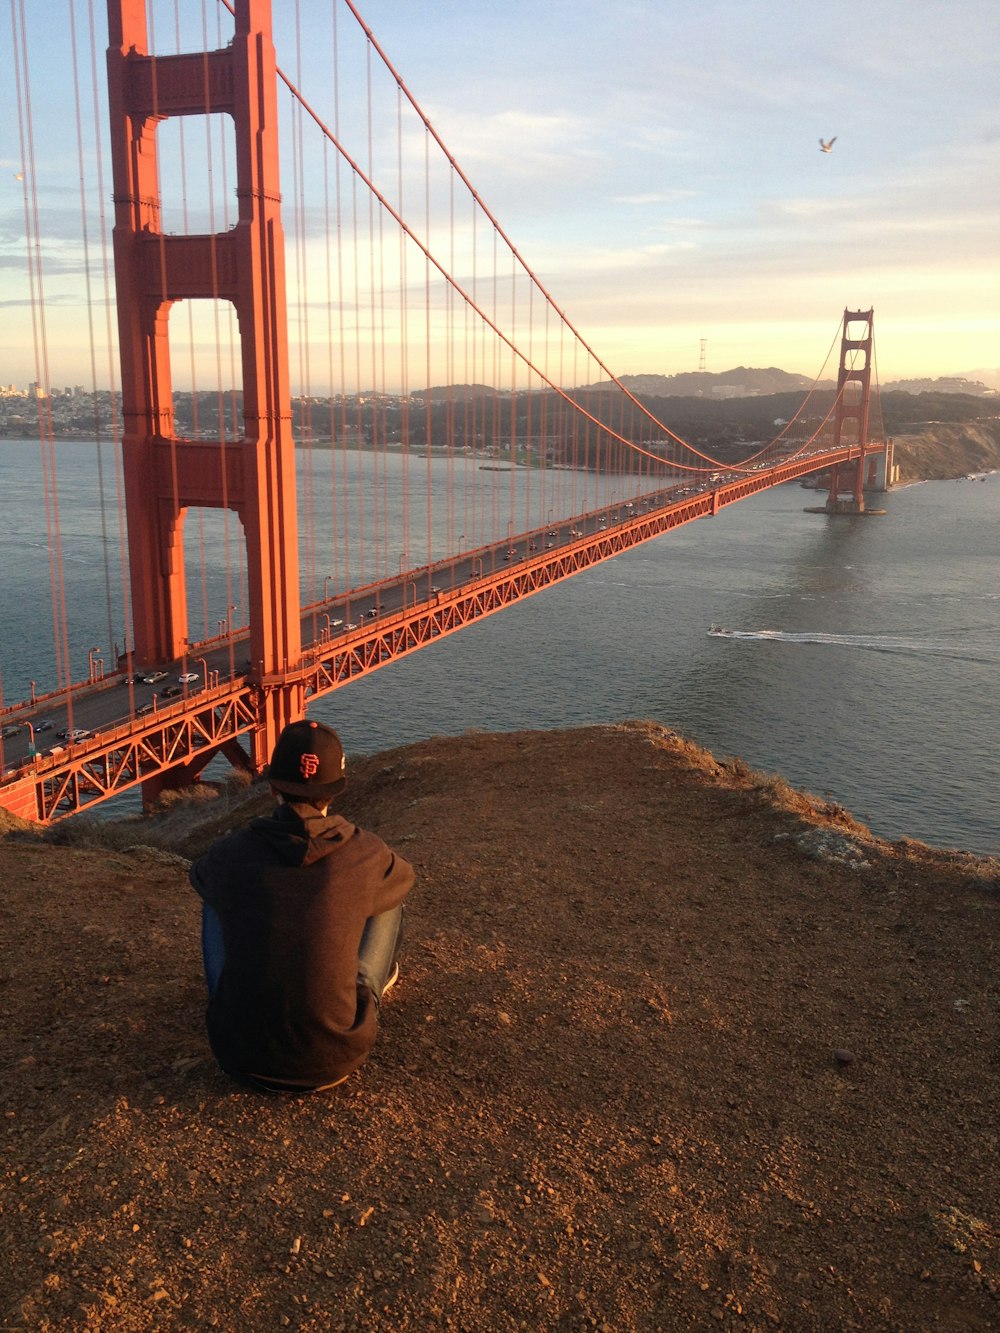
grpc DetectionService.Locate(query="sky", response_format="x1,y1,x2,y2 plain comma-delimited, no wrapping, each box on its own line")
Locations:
1,0,998,389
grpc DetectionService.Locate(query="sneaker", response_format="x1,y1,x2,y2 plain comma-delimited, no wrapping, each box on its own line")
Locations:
380,962,400,999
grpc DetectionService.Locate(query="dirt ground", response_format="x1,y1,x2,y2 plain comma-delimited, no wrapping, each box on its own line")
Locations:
1,721,997,1332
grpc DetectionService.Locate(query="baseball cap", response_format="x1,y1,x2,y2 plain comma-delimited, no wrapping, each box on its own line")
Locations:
266,719,347,799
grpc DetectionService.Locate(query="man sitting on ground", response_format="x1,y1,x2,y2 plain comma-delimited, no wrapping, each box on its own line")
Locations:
189,719,414,1092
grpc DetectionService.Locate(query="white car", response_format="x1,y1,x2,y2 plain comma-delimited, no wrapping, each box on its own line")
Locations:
178,672,199,683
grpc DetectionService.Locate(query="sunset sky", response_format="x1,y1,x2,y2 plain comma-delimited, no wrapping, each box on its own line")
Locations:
2,0,998,389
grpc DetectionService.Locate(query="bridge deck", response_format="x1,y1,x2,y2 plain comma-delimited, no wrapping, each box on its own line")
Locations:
0,444,875,822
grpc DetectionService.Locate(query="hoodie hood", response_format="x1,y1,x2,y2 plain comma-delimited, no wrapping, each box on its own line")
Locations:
249,801,355,867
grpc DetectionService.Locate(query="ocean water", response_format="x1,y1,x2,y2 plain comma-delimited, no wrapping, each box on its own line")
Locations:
1,439,997,853
312,469,1000,855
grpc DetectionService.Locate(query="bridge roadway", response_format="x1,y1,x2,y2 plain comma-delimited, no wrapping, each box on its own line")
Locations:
0,446,864,818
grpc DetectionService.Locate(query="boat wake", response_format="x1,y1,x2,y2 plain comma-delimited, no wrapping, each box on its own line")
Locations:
706,625,1000,662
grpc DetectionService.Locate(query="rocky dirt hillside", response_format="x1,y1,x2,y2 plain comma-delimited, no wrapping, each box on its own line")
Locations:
890,422,1000,483
1,723,998,1331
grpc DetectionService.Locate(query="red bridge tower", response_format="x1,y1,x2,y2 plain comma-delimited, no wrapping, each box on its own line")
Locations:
825,309,875,513
106,0,302,791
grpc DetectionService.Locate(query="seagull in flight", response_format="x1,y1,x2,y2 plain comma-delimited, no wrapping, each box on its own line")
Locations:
819,137,837,153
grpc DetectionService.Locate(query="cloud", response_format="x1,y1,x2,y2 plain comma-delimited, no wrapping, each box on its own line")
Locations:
613,190,698,207
419,105,600,183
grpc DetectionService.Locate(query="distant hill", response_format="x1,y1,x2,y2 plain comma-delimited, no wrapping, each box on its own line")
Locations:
882,374,998,397
584,367,821,398
412,384,495,402
582,368,999,400
964,367,1000,391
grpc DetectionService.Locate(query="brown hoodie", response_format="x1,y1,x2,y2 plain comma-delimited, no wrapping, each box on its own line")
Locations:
189,802,414,1089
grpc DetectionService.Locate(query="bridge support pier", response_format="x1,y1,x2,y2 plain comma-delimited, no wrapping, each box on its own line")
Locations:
825,492,865,515
137,734,257,810
864,439,896,492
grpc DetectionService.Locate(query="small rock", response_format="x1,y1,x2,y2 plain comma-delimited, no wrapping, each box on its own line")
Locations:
833,1048,855,1066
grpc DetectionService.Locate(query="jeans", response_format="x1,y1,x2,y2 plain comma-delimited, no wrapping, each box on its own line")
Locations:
200,902,405,1005
201,902,225,996
356,903,405,1008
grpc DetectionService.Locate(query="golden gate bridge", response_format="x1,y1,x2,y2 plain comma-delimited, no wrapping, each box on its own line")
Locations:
0,0,892,822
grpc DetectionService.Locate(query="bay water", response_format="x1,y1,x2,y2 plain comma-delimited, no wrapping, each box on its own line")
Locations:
1,437,997,854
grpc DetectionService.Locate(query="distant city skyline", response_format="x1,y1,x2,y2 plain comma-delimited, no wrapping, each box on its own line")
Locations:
1,1,998,390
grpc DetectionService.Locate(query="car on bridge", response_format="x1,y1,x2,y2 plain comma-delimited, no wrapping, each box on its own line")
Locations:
178,672,199,683
57,728,91,742
144,670,167,684
34,720,53,732
2,725,21,739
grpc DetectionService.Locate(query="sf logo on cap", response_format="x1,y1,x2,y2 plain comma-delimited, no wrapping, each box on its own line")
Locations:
299,753,320,780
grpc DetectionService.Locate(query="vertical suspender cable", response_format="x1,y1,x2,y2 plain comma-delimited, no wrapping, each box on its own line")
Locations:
396,82,411,580
329,5,348,607
83,0,132,680
11,0,73,719
292,0,318,627
198,0,237,679
68,0,116,660
172,0,211,649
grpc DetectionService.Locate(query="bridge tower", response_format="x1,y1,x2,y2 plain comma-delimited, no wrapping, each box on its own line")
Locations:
824,309,874,514
106,0,303,794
